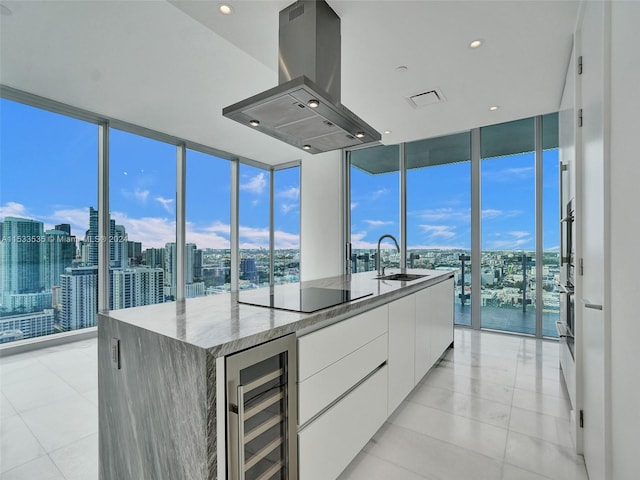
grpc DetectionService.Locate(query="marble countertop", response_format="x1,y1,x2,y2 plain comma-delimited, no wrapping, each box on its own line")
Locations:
99,269,453,357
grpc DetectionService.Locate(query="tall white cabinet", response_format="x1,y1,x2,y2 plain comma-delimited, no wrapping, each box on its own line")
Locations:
563,2,640,478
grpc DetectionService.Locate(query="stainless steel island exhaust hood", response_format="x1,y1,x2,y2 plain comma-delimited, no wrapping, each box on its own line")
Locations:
223,0,381,154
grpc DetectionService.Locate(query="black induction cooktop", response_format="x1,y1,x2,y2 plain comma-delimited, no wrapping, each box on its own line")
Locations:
238,286,373,313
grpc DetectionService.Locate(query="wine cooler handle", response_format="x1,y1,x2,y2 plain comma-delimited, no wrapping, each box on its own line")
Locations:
237,384,246,480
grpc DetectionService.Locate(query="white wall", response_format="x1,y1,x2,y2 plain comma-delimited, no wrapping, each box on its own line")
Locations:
300,151,344,281
609,2,640,478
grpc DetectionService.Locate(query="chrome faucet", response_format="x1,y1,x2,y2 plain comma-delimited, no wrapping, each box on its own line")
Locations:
376,234,400,276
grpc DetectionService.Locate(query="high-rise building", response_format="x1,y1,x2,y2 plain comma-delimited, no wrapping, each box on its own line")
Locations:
164,242,177,299
43,229,75,289
164,243,203,298
0,309,55,343
240,257,258,284
193,248,203,280
0,217,44,295
2,291,52,313
111,267,164,310
85,207,116,266
185,282,205,298
85,207,99,266
127,241,142,266
60,266,98,331
54,223,71,235
185,243,196,284
143,248,164,268
112,224,127,268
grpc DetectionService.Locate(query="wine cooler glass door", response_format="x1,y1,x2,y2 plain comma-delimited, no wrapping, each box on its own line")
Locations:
227,334,297,480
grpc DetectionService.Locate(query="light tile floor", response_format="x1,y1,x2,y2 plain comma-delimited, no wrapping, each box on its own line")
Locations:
339,328,589,480
0,328,588,480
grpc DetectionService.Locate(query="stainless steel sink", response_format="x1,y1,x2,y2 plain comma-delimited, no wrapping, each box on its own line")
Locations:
375,273,428,281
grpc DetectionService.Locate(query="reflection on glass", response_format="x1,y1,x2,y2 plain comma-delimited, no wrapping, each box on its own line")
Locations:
186,150,231,296
0,99,97,343
542,140,561,336
406,132,471,326
274,167,300,285
349,144,400,273
109,129,175,307
239,163,270,289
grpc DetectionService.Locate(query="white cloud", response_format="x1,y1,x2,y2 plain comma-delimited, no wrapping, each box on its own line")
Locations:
121,188,150,204
481,208,523,220
482,209,502,219
419,224,456,239
509,231,530,239
185,221,230,249
274,230,300,249
484,166,535,182
280,203,297,215
350,231,377,249
277,186,299,200
351,202,359,210
241,173,267,195
413,207,470,222
0,202,34,220
237,225,299,250
111,211,176,248
407,243,465,250
364,219,393,227
154,196,174,214
487,238,531,249
47,208,92,236
369,188,389,200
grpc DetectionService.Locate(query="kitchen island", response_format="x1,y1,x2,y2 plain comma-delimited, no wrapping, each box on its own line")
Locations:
98,269,454,480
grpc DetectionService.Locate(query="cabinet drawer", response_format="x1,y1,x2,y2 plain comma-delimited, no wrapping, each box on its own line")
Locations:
298,305,388,382
298,333,387,425
298,366,388,480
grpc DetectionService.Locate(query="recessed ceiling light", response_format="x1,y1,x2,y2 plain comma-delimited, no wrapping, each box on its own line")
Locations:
489,106,499,111
355,132,365,138
249,120,260,127
303,145,311,150
218,4,233,15
384,130,392,135
469,39,483,49
0,4,13,15
307,99,319,108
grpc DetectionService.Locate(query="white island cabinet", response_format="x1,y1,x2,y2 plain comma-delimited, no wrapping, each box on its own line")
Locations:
297,275,454,478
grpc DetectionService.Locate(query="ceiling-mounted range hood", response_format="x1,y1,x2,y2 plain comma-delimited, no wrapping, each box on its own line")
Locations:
223,0,381,154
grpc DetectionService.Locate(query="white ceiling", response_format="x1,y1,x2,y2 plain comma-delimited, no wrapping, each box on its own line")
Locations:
0,0,579,166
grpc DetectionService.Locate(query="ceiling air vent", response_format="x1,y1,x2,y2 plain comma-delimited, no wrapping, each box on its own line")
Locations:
407,88,446,109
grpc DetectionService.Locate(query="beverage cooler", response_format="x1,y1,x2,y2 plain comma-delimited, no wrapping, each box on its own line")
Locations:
226,334,298,480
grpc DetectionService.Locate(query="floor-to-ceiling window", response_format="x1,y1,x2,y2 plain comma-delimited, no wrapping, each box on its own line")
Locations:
480,118,537,334
0,92,304,346
346,113,559,338
406,132,472,326
273,165,300,285
0,98,98,342
239,162,270,288
186,150,231,295
349,145,400,273
109,130,175,308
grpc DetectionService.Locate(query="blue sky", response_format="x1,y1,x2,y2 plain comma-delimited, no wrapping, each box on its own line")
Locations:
0,99,300,250
351,150,559,252
2,98,558,253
